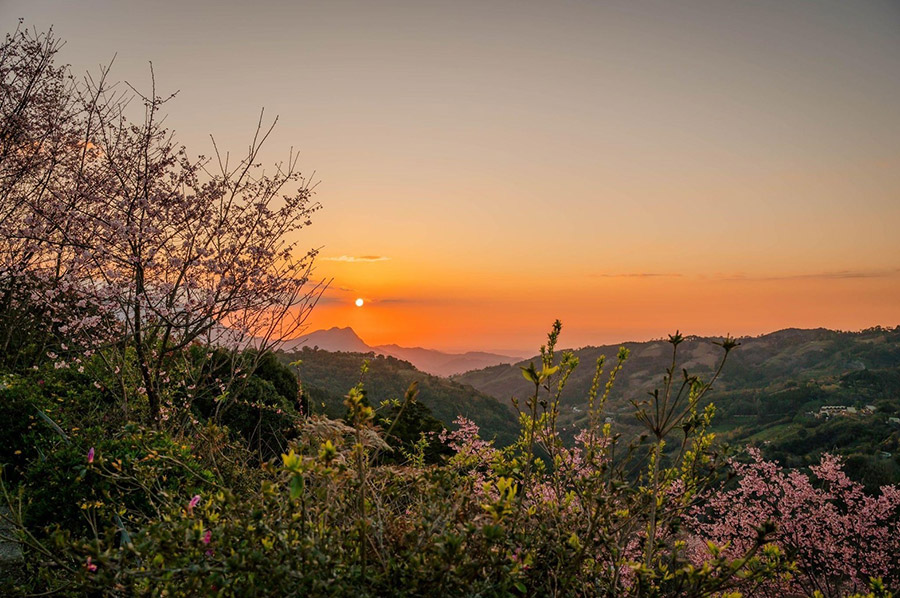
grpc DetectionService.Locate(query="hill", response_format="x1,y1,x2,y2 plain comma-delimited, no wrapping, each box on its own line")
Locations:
373,344,523,377
454,327,900,483
278,347,520,446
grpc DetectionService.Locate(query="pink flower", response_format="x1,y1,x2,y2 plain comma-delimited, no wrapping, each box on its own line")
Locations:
188,494,201,513
87,447,94,464
202,529,211,544
86,557,97,572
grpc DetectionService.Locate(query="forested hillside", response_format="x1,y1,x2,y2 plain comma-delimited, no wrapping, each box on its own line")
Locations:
455,327,900,483
280,348,519,446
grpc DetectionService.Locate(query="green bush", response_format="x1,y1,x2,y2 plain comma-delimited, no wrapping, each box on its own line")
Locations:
23,424,213,538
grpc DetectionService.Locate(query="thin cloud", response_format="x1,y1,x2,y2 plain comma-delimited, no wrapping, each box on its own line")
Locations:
720,268,900,282
314,296,345,305
592,273,683,278
322,255,391,263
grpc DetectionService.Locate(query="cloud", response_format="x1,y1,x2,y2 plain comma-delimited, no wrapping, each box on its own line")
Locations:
322,255,390,263
720,268,900,282
591,269,900,282
592,273,683,278
314,295,346,305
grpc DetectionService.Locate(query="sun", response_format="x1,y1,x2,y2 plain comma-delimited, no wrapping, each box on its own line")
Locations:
355,298,364,307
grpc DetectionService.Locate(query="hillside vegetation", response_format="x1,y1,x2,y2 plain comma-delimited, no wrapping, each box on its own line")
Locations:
280,347,520,446
455,327,900,484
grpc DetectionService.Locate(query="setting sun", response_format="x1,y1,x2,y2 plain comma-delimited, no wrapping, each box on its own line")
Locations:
355,298,364,307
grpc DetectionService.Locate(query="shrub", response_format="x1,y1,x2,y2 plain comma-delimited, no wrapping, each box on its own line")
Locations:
22,424,214,538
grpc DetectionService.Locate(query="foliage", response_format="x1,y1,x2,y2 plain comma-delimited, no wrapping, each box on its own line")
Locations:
455,327,900,485
1,321,815,597
285,347,520,446
692,448,900,597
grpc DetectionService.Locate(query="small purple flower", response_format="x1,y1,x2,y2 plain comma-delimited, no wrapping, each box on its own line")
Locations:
87,447,95,464
188,494,201,513
86,556,97,572
202,529,211,544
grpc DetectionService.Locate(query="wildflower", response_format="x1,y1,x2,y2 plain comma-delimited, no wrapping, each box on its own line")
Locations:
203,529,212,544
87,447,95,464
188,494,201,513
86,557,97,572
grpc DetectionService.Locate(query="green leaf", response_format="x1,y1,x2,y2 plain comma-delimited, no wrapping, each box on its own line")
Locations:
540,364,560,380
520,363,539,384
290,475,303,500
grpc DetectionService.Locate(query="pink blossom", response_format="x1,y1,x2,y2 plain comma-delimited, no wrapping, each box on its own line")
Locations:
87,447,94,464
202,529,211,544
188,494,201,513
690,448,900,595
85,557,97,572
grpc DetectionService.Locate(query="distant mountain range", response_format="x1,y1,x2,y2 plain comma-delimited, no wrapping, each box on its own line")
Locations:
279,326,524,377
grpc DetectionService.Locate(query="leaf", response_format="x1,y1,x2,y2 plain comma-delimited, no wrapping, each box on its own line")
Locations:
290,475,303,500
35,409,70,444
520,363,539,384
540,364,560,380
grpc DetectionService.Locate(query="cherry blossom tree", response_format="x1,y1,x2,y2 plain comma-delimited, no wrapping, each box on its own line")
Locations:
0,26,325,421
0,24,90,366
691,448,900,597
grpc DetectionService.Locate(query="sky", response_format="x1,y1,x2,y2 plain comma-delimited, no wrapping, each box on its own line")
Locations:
5,0,900,353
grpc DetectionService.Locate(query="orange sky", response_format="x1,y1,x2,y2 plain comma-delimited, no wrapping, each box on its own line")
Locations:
8,0,900,352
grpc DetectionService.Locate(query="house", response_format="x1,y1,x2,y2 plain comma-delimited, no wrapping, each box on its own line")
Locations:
818,405,848,418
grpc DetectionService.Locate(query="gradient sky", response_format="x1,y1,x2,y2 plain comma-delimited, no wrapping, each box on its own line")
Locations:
6,0,900,352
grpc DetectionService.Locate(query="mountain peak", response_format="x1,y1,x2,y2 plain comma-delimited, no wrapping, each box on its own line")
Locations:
281,326,371,353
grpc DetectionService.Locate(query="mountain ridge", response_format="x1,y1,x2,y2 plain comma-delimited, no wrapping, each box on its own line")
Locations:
280,326,523,377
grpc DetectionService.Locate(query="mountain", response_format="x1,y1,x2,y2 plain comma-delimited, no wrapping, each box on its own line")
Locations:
279,327,522,377
453,326,900,485
280,327,371,353
277,347,520,446
373,344,522,377
454,327,900,414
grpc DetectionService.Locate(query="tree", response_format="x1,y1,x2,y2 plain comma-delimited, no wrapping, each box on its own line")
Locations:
0,25,325,421
691,448,900,596
0,24,87,367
